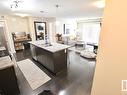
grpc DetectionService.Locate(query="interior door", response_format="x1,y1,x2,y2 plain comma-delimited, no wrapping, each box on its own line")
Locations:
0,23,9,56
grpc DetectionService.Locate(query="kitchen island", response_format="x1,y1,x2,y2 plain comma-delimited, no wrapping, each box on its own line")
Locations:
29,40,70,75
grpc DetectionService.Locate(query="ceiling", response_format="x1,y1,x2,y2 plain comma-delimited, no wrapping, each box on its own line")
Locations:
0,0,104,18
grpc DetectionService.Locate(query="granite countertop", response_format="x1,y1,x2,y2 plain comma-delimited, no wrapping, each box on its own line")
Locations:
0,56,14,70
29,40,70,53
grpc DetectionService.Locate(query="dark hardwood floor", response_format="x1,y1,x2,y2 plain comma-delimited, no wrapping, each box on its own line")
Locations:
15,49,96,95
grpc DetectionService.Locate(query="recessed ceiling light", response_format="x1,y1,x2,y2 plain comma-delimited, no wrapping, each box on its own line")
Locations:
14,13,29,17
93,0,105,8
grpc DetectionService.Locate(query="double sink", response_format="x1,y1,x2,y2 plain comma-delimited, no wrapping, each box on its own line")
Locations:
38,43,53,47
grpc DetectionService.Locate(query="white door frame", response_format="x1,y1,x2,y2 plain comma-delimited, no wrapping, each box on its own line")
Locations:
0,20,16,54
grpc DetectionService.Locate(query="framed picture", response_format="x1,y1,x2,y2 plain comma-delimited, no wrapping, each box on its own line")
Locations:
63,24,71,35
34,22,47,40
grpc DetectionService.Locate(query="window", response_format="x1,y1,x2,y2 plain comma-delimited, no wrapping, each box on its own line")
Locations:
78,20,101,45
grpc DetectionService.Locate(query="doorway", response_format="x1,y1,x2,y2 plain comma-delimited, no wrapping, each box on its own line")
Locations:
0,21,9,57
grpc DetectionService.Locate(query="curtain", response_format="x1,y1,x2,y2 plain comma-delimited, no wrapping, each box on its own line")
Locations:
78,21,101,45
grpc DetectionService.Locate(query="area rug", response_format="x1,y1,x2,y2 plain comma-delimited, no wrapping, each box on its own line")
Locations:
17,59,51,90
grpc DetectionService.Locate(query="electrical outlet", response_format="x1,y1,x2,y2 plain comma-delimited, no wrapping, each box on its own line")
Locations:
122,80,127,91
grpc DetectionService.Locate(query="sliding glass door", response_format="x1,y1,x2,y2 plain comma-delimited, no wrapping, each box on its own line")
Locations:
78,20,101,45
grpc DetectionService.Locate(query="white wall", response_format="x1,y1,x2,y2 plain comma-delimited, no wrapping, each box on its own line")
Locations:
45,18,56,42
28,17,36,41
55,18,77,36
27,16,56,41
7,16,29,34
0,15,16,53
91,0,127,95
